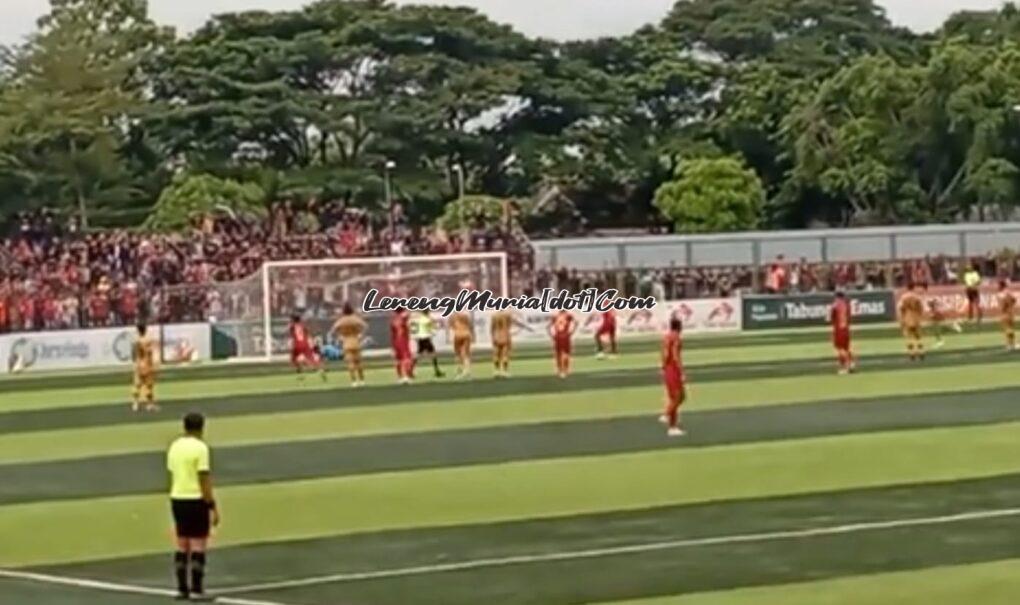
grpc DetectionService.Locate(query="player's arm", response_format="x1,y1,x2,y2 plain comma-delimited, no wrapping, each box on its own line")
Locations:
569,315,578,335
197,448,219,526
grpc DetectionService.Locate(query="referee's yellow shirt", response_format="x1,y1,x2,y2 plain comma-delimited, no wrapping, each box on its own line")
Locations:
167,436,210,500
965,270,981,288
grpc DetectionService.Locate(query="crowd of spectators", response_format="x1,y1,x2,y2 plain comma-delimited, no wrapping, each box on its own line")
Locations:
533,254,1020,301
0,203,528,333
4,204,1020,335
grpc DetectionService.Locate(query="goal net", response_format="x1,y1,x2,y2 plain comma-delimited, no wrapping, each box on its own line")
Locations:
208,252,508,360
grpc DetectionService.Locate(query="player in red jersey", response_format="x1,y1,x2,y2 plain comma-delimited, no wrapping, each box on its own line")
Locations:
658,317,686,437
594,309,618,359
830,291,855,375
548,310,577,378
390,308,415,384
289,314,325,381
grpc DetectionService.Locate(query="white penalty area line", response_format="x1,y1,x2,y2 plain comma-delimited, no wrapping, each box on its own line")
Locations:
216,506,1020,595
0,569,292,605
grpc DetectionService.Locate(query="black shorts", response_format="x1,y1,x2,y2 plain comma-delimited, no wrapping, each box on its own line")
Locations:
171,499,211,539
416,338,436,354
966,288,980,303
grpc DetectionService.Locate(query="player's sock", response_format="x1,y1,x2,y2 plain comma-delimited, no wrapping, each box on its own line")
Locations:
433,358,442,377
190,552,206,595
173,551,189,597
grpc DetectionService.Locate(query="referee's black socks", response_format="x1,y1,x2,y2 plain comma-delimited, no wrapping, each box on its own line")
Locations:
191,552,207,595
173,551,189,597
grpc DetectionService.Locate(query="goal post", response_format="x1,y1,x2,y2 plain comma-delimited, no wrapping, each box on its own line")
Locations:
211,252,509,361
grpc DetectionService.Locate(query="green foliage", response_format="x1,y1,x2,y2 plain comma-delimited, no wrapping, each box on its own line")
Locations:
9,0,1020,232
145,173,266,231
436,195,511,231
653,156,764,233
0,0,168,227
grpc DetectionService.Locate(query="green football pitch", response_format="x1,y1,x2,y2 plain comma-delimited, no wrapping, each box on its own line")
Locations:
4,325,1020,604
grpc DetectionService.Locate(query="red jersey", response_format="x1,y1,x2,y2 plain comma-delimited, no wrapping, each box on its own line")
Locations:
89,292,109,320
830,299,851,331
120,289,139,318
600,310,617,330
391,313,410,348
290,322,311,349
20,297,36,325
662,331,682,369
551,312,575,339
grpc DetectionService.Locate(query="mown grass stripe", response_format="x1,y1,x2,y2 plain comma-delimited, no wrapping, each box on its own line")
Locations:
3,355,1020,465
239,513,1020,605
0,576,175,605
5,421,1020,567
1,342,1013,435
49,473,1020,590
0,328,1004,416
0,324,936,394
598,559,1020,605
6,386,1020,504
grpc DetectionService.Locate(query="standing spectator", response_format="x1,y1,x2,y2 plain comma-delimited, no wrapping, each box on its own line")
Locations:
766,255,788,294
119,282,140,326
88,286,111,327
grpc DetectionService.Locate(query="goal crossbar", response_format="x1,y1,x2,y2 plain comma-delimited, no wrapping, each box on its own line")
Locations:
259,252,510,360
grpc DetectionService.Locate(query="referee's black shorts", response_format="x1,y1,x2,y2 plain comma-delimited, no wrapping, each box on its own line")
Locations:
171,499,211,539
416,338,436,355
966,288,980,304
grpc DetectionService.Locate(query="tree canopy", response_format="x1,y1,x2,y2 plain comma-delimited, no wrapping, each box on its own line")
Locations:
4,0,1020,232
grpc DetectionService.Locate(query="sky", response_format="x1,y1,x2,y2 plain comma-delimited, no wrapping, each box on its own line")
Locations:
0,0,1008,45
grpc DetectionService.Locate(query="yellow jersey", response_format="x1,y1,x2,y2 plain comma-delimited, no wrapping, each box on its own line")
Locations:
1000,292,1016,316
899,292,923,327
167,436,210,500
134,336,156,373
335,315,367,351
450,312,473,339
490,311,512,344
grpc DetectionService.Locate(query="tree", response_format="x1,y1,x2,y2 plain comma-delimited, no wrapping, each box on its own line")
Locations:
653,156,764,233
435,194,514,231
145,1,542,213
661,0,916,71
0,0,168,227
540,30,720,226
145,173,266,231
784,55,925,224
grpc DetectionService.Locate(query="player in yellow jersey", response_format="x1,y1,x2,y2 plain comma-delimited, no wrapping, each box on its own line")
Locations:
898,283,925,361
997,280,1017,351
490,310,513,378
333,303,368,387
449,311,474,379
132,323,159,412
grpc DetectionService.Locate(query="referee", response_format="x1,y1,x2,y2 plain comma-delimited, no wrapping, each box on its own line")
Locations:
411,310,445,378
167,412,219,601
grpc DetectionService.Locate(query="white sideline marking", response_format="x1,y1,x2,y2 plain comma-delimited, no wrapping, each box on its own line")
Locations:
0,568,292,605
215,507,1020,595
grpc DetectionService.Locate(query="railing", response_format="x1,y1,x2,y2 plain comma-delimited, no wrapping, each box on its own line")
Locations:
532,223,1020,270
